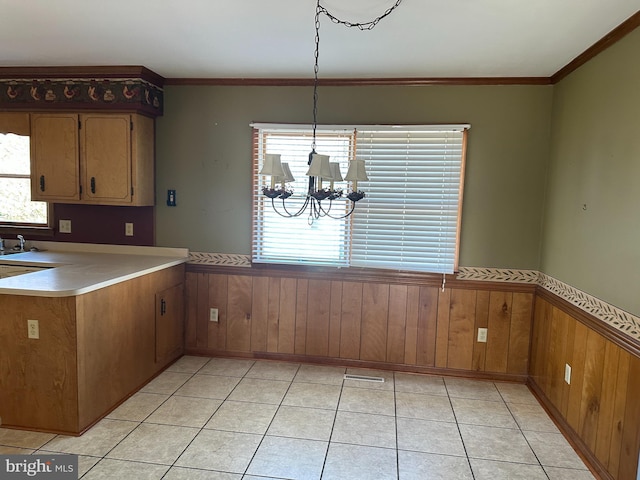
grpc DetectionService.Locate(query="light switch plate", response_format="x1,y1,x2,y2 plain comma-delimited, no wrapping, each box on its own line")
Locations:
125,223,134,236
565,363,572,384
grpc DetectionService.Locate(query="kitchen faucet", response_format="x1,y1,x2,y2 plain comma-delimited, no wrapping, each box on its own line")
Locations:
17,235,25,252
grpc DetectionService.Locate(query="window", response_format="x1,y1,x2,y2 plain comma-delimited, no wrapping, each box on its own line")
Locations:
0,126,48,227
252,123,468,274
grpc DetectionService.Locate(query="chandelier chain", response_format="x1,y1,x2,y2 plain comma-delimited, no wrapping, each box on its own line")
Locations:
312,0,403,149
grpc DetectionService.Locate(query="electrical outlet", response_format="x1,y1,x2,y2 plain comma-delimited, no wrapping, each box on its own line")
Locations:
209,308,219,322
565,363,572,384
125,223,134,236
59,219,72,233
477,327,488,343
27,319,39,339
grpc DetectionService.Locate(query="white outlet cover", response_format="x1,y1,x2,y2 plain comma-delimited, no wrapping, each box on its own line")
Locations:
59,219,72,233
477,327,488,343
209,308,219,322
125,223,134,236
27,319,39,339
565,364,572,384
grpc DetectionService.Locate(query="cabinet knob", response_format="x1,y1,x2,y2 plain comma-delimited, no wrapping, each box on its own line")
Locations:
90,177,96,194
40,175,45,192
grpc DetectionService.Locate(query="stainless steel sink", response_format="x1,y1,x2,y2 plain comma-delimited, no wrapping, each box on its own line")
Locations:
0,250,23,256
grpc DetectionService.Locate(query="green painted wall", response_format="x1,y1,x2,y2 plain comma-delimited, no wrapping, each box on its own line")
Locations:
155,84,552,269
540,28,640,316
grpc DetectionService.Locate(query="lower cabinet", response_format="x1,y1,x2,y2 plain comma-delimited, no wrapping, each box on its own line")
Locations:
156,283,185,364
0,265,185,434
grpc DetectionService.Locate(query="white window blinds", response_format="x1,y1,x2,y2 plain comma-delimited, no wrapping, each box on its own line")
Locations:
351,126,467,273
251,124,468,273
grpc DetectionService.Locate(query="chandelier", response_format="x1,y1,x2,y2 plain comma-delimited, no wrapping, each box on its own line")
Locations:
259,0,403,222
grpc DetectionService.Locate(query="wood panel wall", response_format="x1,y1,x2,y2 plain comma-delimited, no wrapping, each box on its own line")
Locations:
185,270,534,378
530,294,640,480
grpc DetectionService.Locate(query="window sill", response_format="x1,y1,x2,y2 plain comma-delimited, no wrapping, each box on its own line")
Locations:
0,225,55,238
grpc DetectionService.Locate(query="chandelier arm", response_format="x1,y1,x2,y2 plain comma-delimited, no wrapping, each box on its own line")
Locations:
322,200,357,220
269,196,311,218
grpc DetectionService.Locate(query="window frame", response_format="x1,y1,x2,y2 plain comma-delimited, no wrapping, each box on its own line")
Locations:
0,112,53,235
251,123,469,274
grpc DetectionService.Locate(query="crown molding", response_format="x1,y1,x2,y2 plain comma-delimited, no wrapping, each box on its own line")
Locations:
551,10,640,83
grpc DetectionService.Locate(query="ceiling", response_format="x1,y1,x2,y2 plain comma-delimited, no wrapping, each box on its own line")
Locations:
1,0,638,80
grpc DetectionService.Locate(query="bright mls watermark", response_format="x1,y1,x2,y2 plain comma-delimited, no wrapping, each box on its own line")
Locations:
1,455,78,479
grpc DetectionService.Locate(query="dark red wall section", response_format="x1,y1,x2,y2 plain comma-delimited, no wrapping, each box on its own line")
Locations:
51,204,154,245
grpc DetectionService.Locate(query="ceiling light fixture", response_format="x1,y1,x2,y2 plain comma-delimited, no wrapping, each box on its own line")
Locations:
260,0,403,222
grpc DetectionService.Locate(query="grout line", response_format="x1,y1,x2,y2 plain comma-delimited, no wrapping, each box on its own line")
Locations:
445,377,476,480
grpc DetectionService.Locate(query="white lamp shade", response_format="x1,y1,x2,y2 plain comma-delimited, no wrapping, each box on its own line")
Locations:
306,154,332,178
260,154,285,177
279,162,295,183
345,159,369,181
329,162,343,182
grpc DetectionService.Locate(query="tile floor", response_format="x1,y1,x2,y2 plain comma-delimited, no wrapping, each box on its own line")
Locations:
0,356,596,480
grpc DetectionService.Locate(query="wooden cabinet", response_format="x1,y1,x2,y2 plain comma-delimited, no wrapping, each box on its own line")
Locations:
0,264,185,434
30,112,155,206
30,113,80,202
155,283,185,364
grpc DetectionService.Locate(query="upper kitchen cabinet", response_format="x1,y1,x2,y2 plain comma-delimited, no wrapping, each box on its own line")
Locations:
31,112,155,206
30,113,80,202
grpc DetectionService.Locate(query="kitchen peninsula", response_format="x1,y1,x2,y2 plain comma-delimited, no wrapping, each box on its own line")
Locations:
0,242,188,435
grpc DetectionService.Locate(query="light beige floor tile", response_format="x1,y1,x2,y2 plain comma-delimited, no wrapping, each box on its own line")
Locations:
0,428,56,449
176,429,262,473
459,424,537,464
164,467,242,479
166,355,211,374
107,423,198,465
444,377,502,401
495,382,539,405
227,378,291,405
544,466,597,479
395,392,455,422
293,364,346,385
331,411,396,448
245,361,300,381
394,372,447,396
198,357,255,377
247,436,328,480
42,419,137,456
451,397,518,428
338,386,395,416
267,405,335,441
282,382,342,410
470,458,548,479
144,395,221,427
397,417,465,456
0,446,34,454
243,476,287,480
140,371,192,395
399,450,473,480
204,400,278,434
82,458,168,480
174,374,240,399
323,443,397,480
106,392,169,421
524,430,589,469
344,368,395,390
78,455,101,478
508,402,560,433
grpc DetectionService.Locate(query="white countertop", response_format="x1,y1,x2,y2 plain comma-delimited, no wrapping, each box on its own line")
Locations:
0,242,188,297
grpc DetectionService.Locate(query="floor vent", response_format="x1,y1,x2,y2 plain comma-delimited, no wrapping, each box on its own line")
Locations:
343,374,385,383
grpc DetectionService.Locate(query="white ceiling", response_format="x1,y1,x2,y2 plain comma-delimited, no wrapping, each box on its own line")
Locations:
0,0,638,80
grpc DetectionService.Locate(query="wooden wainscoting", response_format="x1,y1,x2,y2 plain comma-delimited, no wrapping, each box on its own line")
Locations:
530,292,640,480
185,266,535,379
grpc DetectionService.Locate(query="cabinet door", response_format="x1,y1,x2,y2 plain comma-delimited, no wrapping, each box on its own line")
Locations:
30,113,80,202
80,114,132,204
155,283,185,364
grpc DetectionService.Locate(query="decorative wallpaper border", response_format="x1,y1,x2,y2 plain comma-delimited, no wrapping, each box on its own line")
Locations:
187,253,640,342
188,252,251,267
0,77,163,116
